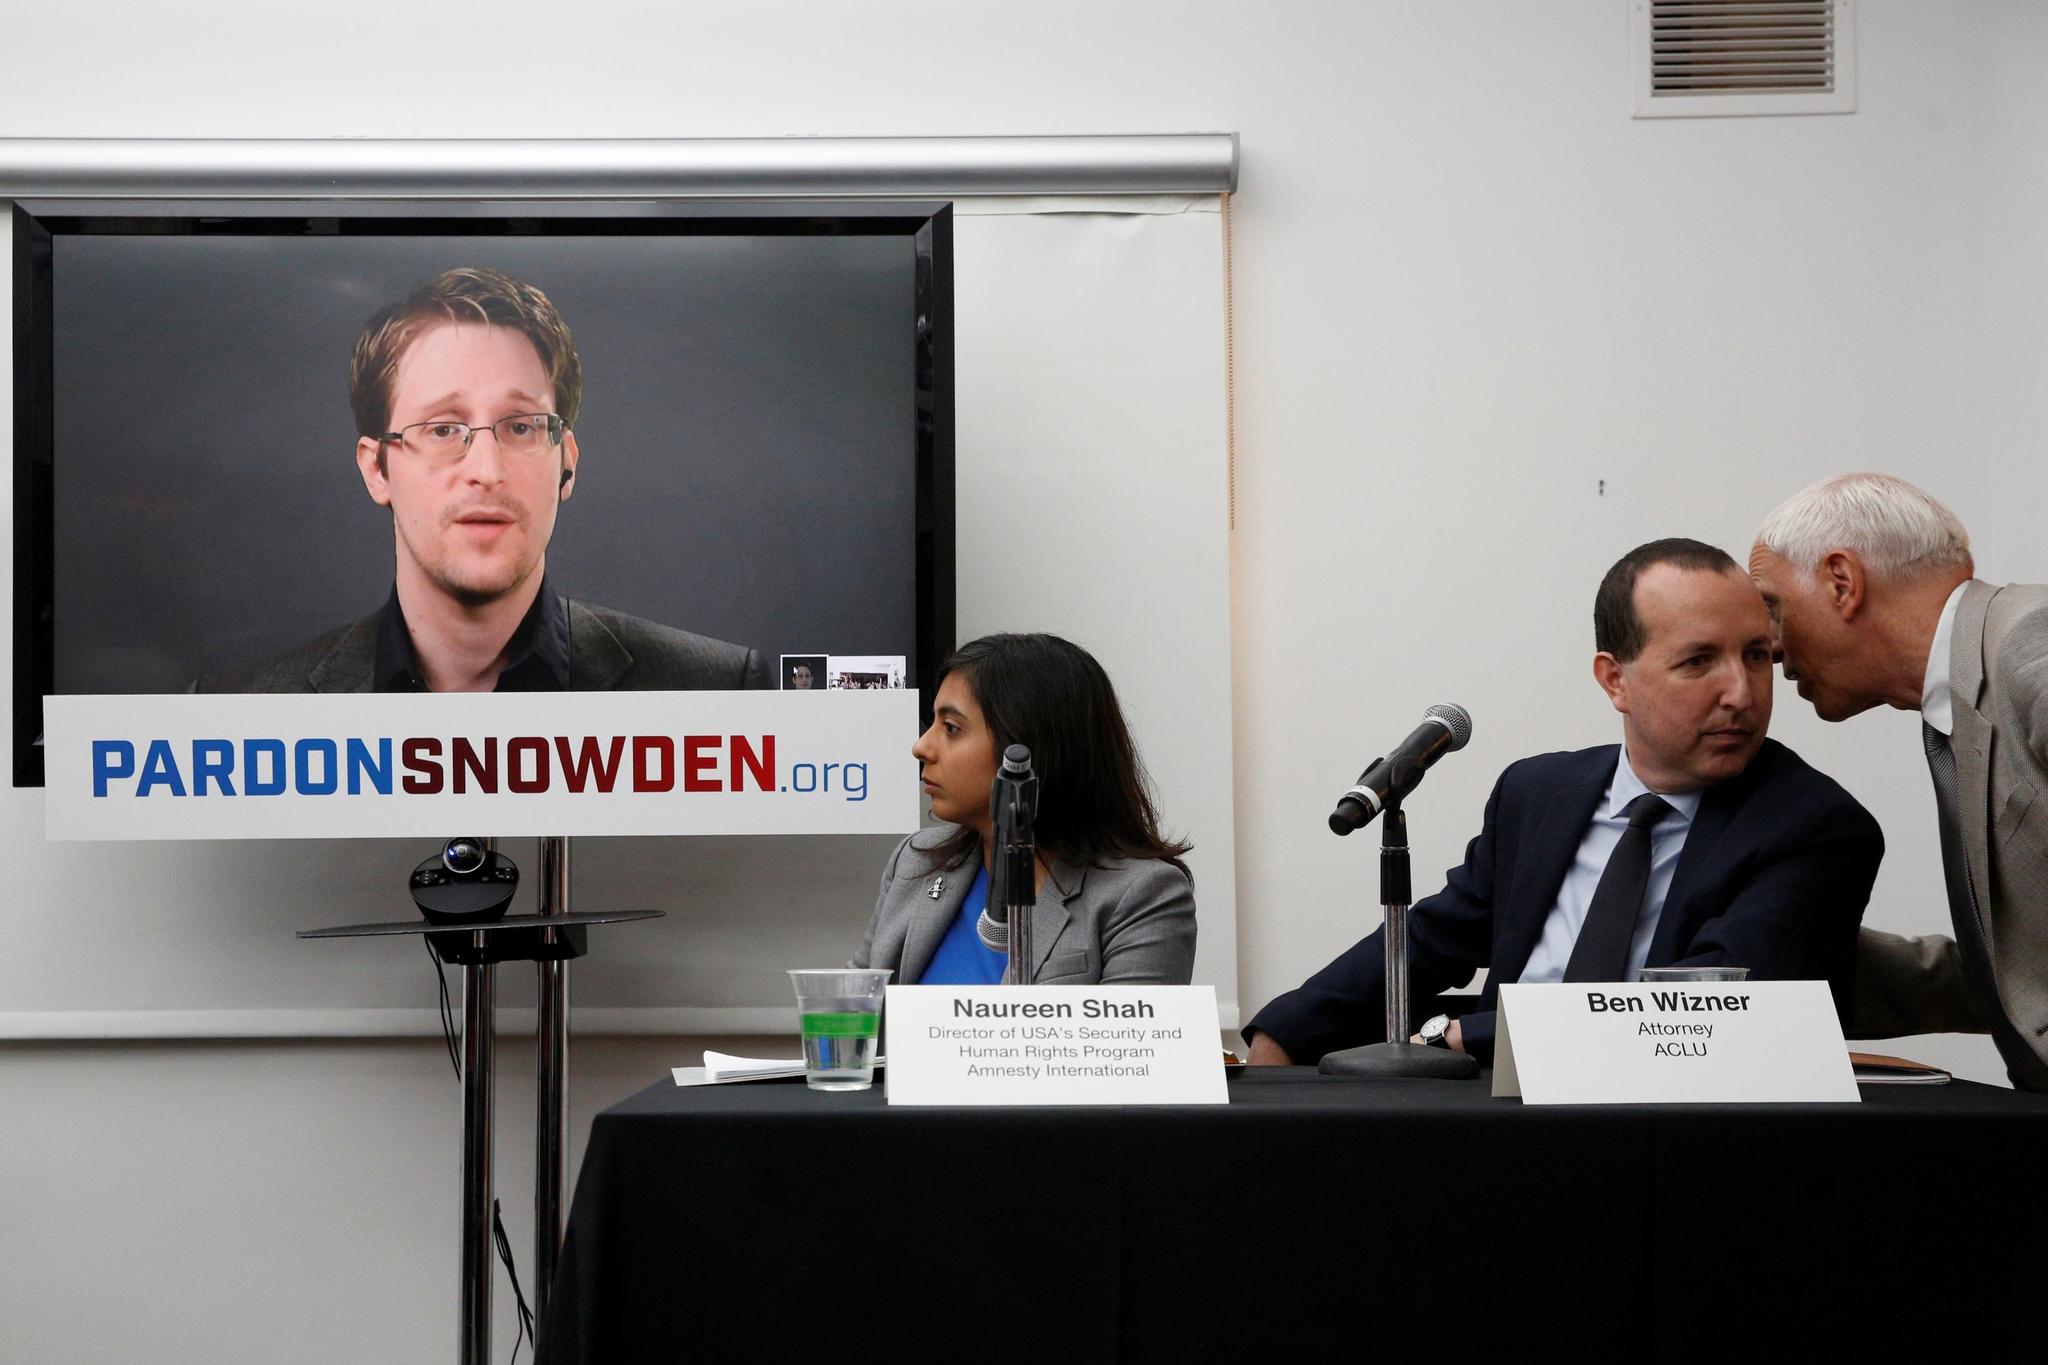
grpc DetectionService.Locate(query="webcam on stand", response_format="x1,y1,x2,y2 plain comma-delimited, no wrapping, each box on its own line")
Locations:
411,837,520,925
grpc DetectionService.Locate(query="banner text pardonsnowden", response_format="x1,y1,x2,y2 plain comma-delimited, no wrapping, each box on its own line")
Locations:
45,690,918,841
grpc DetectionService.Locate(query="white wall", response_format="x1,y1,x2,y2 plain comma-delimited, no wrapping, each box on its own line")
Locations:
0,1035,749,1363
1978,0,2048,579
2,2,2042,1360
1223,1,2002,1080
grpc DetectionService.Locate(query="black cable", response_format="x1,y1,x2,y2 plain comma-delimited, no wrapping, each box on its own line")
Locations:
424,935,460,1081
493,1198,535,1365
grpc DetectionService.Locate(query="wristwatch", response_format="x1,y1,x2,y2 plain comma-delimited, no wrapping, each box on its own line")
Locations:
1419,1014,1453,1049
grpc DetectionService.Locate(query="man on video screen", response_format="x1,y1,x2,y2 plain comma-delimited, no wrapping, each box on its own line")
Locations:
198,267,769,694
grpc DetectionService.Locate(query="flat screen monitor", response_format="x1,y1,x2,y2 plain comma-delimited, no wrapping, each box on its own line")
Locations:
11,199,955,786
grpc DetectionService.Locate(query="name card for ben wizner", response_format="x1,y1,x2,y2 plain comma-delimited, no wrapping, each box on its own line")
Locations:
885,985,1227,1106
1493,981,1858,1104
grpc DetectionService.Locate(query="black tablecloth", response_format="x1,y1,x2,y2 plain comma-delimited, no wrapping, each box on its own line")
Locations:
537,1069,2048,1362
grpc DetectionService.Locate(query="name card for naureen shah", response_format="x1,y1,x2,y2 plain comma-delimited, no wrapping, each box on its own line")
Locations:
884,985,1227,1106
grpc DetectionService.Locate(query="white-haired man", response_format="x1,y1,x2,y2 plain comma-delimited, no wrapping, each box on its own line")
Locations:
1750,472,2048,1090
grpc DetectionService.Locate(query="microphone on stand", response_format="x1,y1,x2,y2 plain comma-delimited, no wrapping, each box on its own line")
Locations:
1328,704,1474,835
976,745,1040,983
1318,702,1483,1081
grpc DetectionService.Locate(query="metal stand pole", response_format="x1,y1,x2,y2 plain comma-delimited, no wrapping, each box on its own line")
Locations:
1381,805,1412,1045
459,937,496,1365
1318,801,1479,1080
1008,886,1033,987
533,835,571,1319
299,843,661,1365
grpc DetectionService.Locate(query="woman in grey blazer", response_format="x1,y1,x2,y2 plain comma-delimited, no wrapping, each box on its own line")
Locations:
853,633,1195,986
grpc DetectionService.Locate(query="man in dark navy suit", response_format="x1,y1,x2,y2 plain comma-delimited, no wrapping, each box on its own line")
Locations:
1246,538,1884,1066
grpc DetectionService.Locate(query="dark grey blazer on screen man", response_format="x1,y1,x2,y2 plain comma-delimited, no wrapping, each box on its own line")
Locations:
852,823,1196,985
195,597,770,693
1856,581,2048,1088
1247,739,1883,1066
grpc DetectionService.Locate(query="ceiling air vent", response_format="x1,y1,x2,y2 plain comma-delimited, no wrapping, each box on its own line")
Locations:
1633,0,1856,118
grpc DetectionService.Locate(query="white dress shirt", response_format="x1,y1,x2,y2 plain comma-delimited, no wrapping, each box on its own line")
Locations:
1921,579,1969,737
1517,747,1703,984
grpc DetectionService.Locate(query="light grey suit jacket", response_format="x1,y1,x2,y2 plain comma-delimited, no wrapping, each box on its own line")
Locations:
851,824,1196,986
1857,580,2048,1085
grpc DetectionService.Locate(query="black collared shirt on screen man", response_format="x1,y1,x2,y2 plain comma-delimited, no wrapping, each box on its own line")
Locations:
194,580,770,694
371,577,572,693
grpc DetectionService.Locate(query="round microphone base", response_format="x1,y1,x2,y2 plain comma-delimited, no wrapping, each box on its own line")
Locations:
1317,1040,1480,1081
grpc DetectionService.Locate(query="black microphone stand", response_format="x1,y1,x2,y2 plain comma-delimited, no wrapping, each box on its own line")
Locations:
1318,797,1480,1080
991,746,1039,985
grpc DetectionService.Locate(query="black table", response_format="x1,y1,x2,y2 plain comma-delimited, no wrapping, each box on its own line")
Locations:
538,1070,2048,1362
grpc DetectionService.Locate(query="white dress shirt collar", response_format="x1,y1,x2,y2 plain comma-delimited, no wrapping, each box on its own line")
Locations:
1921,580,1969,737
1610,745,1704,824
1516,744,1703,986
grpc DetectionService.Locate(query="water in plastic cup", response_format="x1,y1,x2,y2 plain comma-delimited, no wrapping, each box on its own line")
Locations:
1638,966,1750,983
788,969,891,1091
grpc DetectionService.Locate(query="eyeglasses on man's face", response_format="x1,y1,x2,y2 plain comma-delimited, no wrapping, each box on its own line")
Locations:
381,413,567,467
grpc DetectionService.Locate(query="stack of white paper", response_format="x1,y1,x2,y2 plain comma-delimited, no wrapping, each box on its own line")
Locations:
670,1051,804,1087
670,1051,887,1087
705,1051,807,1080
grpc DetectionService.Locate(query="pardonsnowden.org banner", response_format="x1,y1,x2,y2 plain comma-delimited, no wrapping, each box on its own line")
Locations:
44,690,920,841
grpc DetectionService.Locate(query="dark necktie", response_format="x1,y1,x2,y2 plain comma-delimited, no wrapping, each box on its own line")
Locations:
1922,722,1980,931
1564,792,1673,982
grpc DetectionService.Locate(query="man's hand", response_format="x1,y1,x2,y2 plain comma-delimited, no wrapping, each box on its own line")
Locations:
1407,1019,1466,1054
1245,1032,1295,1066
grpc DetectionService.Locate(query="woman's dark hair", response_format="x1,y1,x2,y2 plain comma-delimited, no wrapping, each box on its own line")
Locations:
928,633,1191,877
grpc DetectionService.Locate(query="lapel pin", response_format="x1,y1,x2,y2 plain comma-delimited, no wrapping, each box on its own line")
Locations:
927,876,945,900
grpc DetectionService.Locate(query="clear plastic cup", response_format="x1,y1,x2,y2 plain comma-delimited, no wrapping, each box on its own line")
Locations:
1638,966,1750,983
788,969,892,1091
